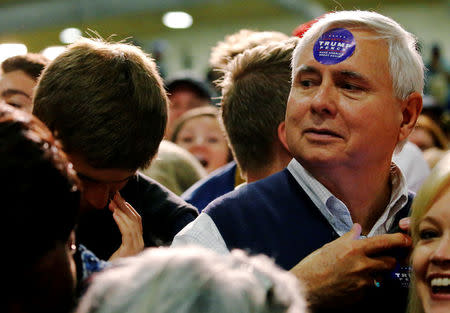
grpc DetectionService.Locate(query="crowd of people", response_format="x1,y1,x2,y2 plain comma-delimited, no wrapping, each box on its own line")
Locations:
2,9,449,313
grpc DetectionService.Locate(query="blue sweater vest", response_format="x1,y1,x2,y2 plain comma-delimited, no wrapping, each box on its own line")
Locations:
205,168,413,313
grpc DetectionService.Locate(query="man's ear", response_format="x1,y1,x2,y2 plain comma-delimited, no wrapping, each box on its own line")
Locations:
278,121,290,151
398,92,422,142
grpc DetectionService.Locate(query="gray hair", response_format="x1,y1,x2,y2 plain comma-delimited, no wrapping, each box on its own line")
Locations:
292,10,424,100
75,247,307,313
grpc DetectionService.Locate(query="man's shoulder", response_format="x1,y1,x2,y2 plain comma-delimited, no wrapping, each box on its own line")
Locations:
121,172,199,246
181,161,237,210
122,172,198,217
204,168,297,215
184,161,237,193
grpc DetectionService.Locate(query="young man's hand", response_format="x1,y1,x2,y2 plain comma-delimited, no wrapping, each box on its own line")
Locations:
108,192,144,261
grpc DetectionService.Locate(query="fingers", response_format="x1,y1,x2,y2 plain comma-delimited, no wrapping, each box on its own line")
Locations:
365,255,397,272
360,232,412,256
109,192,142,232
110,192,138,218
398,217,411,233
112,208,131,236
111,206,144,256
344,223,362,240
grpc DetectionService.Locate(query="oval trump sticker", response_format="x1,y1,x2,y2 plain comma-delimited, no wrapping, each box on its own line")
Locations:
313,28,356,65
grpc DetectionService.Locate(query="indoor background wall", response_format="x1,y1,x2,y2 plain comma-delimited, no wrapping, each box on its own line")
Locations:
0,0,447,80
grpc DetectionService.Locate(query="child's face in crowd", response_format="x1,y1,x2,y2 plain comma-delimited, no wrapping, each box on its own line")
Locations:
166,89,209,139
409,127,435,151
412,185,450,313
175,115,229,173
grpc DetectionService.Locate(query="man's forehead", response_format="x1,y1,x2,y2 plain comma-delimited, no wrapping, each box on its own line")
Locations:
312,28,356,65
0,70,35,91
294,28,388,69
67,153,136,184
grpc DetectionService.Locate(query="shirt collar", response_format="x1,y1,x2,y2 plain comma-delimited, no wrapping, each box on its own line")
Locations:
287,159,409,237
370,162,409,236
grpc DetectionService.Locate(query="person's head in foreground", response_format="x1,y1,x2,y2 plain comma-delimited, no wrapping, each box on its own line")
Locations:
1,104,81,313
33,37,167,212
75,247,307,313
171,106,231,173
282,10,423,201
0,53,49,113
409,151,450,313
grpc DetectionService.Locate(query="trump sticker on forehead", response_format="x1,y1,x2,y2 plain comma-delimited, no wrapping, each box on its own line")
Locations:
313,28,355,65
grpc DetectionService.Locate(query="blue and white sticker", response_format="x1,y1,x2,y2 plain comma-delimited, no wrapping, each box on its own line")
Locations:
313,28,355,65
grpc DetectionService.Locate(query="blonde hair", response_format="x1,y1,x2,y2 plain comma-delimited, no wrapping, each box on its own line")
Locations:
170,106,224,143
141,140,207,195
209,29,289,71
415,114,448,150
408,151,450,313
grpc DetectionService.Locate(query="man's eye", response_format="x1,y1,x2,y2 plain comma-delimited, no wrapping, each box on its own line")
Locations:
7,102,22,109
419,229,439,240
300,80,314,87
340,83,363,91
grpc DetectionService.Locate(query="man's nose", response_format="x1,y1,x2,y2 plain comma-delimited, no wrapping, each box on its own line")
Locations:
310,80,338,117
84,184,111,209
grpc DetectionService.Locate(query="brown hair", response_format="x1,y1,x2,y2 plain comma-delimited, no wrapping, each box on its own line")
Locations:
219,38,297,174
0,103,80,260
33,38,168,170
1,53,50,80
1,103,81,313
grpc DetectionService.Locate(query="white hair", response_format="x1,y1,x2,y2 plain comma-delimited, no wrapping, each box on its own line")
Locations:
292,10,424,100
75,246,308,313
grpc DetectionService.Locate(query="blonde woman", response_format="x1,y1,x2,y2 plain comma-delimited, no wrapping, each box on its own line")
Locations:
409,151,450,313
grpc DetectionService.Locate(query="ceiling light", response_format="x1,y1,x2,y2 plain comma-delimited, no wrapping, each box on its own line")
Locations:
162,11,193,29
0,43,27,63
41,46,66,60
59,27,82,44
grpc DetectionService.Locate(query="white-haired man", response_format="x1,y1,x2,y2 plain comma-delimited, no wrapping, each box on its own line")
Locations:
173,10,423,313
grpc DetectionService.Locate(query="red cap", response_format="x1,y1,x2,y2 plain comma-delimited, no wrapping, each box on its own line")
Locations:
292,13,329,38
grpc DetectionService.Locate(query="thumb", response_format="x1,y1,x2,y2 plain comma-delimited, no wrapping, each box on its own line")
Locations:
399,217,411,233
342,223,362,240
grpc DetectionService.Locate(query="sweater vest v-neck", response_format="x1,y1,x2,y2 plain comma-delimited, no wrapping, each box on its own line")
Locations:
206,168,413,313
